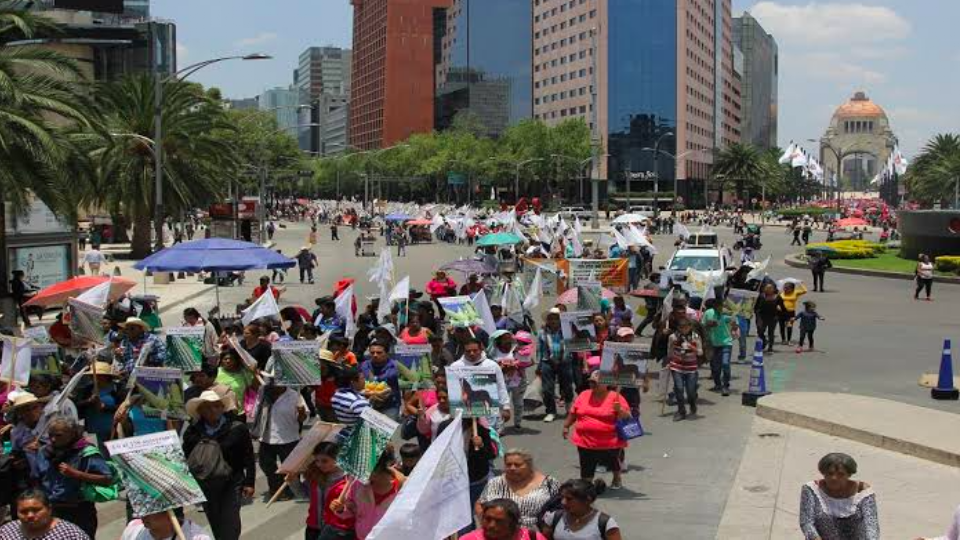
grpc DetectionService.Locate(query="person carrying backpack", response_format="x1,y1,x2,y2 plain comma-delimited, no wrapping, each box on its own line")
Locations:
183,390,256,540
541,479,621,540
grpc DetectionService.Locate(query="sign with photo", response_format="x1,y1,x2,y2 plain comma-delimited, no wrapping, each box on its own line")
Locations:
9,244,70,290
437,295,483,328
337,408,399,485
130,367,187,420
105,431,206,518
725,289,758,318
392,344,434,391
268,340,323,387
446,365,501,418
164,326,205,372
598,342,649,387
521,258,560,295
67,298,106,345
30,344,61,377
560,310,596,352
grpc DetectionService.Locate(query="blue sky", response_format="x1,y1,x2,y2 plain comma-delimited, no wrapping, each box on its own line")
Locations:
154,0,960,157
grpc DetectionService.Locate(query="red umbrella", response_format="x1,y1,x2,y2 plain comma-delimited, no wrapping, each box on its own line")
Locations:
556,286,617,305
24,276,137,308
836,217,869,228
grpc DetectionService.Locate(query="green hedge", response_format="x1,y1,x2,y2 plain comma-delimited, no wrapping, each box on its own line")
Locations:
807,240,886,260
935,256,960,275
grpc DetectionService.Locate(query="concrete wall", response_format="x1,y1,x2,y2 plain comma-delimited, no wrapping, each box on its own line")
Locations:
898,210,960,260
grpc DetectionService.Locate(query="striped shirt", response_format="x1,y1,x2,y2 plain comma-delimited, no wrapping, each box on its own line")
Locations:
331,388,369,427
668,333,702,373
0,520,91,540
478,475,561,530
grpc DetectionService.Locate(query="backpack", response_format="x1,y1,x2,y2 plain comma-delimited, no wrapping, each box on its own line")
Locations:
549,510,611,539
187,435,233,486
78,446,121,503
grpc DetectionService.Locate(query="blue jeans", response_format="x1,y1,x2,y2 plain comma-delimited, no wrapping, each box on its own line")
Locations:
540,360,575,415
736,316,751,359
710,345,732,389
671,370,698,414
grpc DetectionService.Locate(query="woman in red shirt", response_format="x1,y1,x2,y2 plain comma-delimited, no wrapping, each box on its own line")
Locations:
299,442,352,540
562,371,631,489
398,313,432,345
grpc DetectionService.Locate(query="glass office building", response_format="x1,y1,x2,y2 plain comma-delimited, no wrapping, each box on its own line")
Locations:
435,0,532,137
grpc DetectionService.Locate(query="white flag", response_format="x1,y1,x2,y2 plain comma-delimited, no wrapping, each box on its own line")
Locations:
746,256,771,281
612,228,631,250
674,222,691,240
523,268,543,311
0,337,32,386
791,148,808,168
569,230,584,258
472,291,497,336
574,216,583,234
388,276,410,304
241,289,281,325
335,284,357,338
377,279,392,322
76,279,112,307
367,249,394,287
429,214,445,234
778,142,795,165
893,147,909,175
367,412,471,540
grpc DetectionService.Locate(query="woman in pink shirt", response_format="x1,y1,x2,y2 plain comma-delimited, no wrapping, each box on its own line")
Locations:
330,454,405,539
562,371,631,489
462,499,547,540
398,313,432,345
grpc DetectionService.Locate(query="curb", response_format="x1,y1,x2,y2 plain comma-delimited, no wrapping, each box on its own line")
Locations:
756,393,960,468
784,253,960,285
158,283,218,315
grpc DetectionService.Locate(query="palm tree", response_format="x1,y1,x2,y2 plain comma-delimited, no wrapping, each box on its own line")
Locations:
82,74,237,257
0,2,93,215
711,143,766,202
905,134,960,206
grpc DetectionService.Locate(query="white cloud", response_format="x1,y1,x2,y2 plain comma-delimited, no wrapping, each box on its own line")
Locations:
750,2,911,46
175,43,188,62
234,32,277,48
793,52,886,85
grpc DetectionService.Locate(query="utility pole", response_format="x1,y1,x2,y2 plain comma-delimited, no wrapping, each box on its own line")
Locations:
589,27,601,229
152,29,164,253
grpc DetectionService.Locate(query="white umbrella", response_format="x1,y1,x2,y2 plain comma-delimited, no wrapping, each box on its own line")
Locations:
612,214,650,224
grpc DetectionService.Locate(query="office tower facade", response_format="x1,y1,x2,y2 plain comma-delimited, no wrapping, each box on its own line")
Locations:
258,87,301,135
349,0,452,150
296,47,351,154
733,12,778,150
434,0,532,137
532,0,741,207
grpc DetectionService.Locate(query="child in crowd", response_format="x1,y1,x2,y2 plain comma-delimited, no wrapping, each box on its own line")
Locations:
299,442,349,540
795,301,825,352
398,443,422,476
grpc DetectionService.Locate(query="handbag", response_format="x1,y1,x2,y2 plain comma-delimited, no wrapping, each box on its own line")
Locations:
615,415,644,440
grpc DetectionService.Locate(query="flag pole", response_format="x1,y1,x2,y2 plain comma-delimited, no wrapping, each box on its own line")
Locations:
167,509,187,540
266,481,291,507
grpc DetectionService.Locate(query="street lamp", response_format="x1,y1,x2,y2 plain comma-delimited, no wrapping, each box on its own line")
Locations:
153,53,272,251
551,155,593,204
640,146,710,212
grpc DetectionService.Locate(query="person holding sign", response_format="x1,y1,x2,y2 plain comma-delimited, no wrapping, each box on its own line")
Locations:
300,442,350,540
329,449,405,540
537,309,572,424
114,318,166,376
449,338,512,427
252,383,308,501
562,372,631,490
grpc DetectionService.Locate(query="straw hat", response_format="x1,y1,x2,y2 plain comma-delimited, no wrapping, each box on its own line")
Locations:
88,361,120,378
9,392,45,411
318,349,336,363
186,390,227,419
118,317,150,331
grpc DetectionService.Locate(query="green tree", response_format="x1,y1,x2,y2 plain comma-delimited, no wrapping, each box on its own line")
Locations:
215,109,305,197
711,143,766,202
905,134,960,206
82,75,236,257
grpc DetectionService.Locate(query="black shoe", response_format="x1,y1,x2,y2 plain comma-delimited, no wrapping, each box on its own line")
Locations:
708,385,722,392
673,411,687,422
722,388,730,397
690,403,698,415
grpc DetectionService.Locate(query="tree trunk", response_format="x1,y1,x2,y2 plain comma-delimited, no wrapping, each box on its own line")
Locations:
130,211,153,258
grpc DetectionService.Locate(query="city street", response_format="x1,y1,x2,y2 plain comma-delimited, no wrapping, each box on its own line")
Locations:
90,216,960,539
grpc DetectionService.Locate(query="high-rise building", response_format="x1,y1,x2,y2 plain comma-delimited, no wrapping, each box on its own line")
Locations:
297,47,352,104
532,0,741,207
258,87,301,135
349,0,452,150
733,12,778,150
434,0,532,137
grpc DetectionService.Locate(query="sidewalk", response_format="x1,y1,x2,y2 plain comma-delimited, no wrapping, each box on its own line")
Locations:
717,392,960,539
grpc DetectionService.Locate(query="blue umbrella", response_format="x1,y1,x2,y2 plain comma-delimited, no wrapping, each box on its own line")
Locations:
134,238,295,272
384,213,413,222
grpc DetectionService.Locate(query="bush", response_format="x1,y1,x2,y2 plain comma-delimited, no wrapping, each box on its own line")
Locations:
807,240,886,260
935,256,960,275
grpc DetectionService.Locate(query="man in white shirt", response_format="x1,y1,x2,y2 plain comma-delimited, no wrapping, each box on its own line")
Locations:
253,383,307,501
449,337,512,427
83,247,106,275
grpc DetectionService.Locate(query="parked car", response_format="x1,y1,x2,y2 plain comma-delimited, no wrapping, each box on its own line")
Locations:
560,206,593,220
662,248,732,293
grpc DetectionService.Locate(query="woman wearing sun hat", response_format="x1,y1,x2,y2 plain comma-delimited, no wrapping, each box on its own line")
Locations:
75,361,122,454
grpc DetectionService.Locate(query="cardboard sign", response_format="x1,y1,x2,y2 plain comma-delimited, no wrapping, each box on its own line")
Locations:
560,310,596,352
268,341,323,387
437,296,483,328
164,327,205,372
130,367,187,420
446,365,501,418
598,342,649,387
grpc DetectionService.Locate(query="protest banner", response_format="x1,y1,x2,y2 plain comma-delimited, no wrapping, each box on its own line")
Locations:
30,344,61,377
446,365,501,418
0,336,31,386
598,342,649,387
67,298,106,345
392,344,434,391
268,340,323,387
164,327,205,372
521,258,560,295
23,325,50,344
130,367,187,420
367,411,471,540
105,430,206,518
558,258,629,292
559,310,596,353
337,408,399,485
437,295,483,328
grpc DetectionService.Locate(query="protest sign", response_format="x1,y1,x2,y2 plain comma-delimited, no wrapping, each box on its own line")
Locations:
446,365,501,418
437,295,483,328
558,258,628,292
105,430,206,518
0,336,31,386
277,422,345,475
268,341,323,387
30,344,61,377
337,408,399,484
560,310,596,352
598,342,649,387
392,344,434,391
23,325,50,344
67,298,106,345
521,258,560,295
130,367,187,420
725,289,758,318
164,327,205,372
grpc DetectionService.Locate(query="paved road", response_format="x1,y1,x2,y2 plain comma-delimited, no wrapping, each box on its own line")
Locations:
93,217,959,539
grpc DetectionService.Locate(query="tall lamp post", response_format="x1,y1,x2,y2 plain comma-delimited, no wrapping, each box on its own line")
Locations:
640,147,711,212
153,53,271,251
